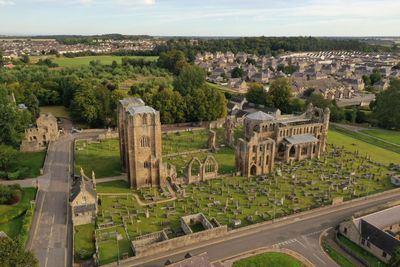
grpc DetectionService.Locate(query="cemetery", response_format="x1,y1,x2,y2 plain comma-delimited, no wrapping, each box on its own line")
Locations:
73,126,399,265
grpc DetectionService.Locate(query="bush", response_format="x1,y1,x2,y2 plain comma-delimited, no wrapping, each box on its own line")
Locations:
7,171,21,180
19,209,33,247
0,184,22,205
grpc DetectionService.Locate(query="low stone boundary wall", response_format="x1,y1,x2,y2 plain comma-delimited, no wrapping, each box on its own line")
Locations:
133,225,227,258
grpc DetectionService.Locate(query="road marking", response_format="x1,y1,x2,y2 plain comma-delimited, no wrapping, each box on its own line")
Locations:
304,229,323,237
313,253,326,265
296,239,307,249
272,238,297,248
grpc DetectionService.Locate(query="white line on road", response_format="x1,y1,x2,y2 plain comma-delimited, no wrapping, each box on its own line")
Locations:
296,239,307,249
313,253,327,265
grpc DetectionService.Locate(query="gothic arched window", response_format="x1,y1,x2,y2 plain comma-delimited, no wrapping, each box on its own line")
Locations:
140,136,149,147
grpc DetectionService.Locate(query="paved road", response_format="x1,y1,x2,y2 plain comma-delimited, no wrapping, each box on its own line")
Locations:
27,135,73,267
117,189,400,267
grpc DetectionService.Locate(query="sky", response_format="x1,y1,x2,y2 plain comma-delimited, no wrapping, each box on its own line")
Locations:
0,0,399,36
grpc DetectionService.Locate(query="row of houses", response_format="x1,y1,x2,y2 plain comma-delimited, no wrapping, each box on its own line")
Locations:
195,51,400,102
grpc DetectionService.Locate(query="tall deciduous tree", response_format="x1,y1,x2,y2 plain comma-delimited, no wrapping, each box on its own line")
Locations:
158,50,188,75
371,79,400,130
268,78,293,113
0,145,17,172
173,65,206,95
0,237,38,266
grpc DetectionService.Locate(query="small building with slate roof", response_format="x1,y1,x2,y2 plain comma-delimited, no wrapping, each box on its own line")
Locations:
70,176,97,226
339,205,400,263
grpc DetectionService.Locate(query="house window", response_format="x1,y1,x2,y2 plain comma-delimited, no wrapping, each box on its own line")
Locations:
361,238,366,245
144,162,151,168
382,251,387,258
343,227,347,235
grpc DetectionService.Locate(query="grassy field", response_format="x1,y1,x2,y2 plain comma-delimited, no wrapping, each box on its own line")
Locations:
96,180,131,194
328,129,400,165
337,234,387,267
233,252,304,267
74,223,95,261
359,128,400,145
4,151,46,179
322,240,356,267
40,105,70,119
0,187,36,239
96,226,133,265
330,126,400,155
75,139,121,178
31,55,158,68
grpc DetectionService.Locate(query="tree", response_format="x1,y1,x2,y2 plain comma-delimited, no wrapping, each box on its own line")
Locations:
173,65,206,95
288,98,306,113
245,83,268,106
0,86,32,147
370,69,382,85
0,145,17,173
389,246,400,267
0,236,38,267
151,88,186,124
231,67,244,78
0,51,4,66
268,78,293,113
158,50,188,75
25,92,40,119
20,54,30,64
70,82,100,126
371,79,400,129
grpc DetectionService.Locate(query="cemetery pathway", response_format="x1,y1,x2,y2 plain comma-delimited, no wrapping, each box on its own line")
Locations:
98,192,177,207
119,188,400,267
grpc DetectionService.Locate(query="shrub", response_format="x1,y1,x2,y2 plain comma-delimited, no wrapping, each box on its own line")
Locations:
7,171,21,180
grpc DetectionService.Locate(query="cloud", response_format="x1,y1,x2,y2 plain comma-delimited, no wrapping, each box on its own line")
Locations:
0,0,15,5
115,0,155,6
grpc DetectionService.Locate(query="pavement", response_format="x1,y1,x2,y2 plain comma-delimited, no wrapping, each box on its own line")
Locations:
113,188,400,267
27,134,74,267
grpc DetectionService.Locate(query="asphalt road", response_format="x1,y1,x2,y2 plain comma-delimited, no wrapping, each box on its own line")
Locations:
27,135,73,267
118,189,400,267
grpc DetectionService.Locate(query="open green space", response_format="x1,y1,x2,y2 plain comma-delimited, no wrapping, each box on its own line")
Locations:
322,240,356,267
96,180,131,194
233,252,304,267
96,226,133,265
74,223,96,261
328,129,400,165
330,126,400,155
2,151,46,180
162,129,225,155
359,128,400,146
0,187,36,240
337,234,387,267
31,55,158,68
40,105,70,119
163,146,236,176
75,139,121,178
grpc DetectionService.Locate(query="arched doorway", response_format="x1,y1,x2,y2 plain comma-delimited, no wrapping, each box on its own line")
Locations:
250,165,257,176
289,146,296,157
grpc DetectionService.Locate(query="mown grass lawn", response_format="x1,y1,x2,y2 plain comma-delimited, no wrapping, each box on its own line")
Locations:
40,105,70,119
233,252,304,267
96,180,131,194
328,130,400,165
31,55,158,68
3,151,46,180
360,128,400,145
337,234,387,267
322,240,356,267
0,187,36,238
74,139,121,178
96,226,133,265
74,223,96,261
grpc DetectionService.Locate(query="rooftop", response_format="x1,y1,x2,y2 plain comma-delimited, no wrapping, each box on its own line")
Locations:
246,111,275,121
284,134,319,145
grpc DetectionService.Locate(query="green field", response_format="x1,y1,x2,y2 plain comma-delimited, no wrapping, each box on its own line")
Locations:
31,55,158,68
233,252,304,267
328,130,400,165
337,234,387,267
359,128,400,145
330,126,400,155
0,187,36,239
75,139,121,178
74,223,96,261
40,105,70,119
322,240,356,267
3,151,46,179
